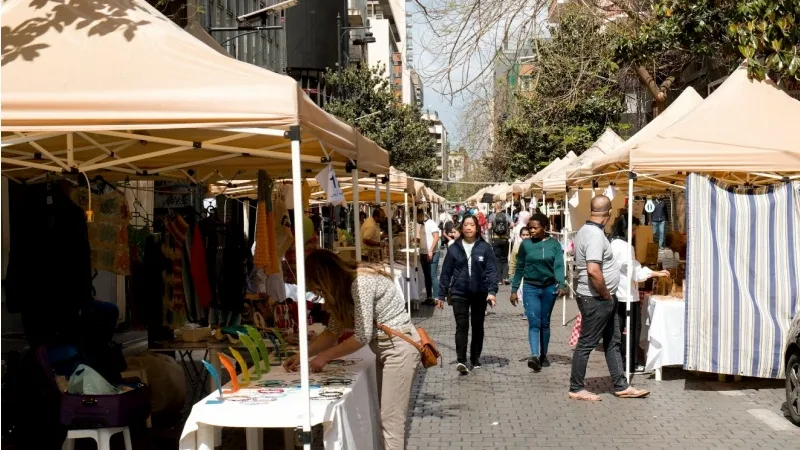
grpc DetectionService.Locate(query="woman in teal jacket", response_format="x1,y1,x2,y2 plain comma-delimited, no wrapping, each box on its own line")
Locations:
510,213,566,372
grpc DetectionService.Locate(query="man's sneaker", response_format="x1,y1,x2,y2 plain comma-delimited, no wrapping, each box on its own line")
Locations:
456,363,469,375
527,356,541,372
541,355,551,368
633,364,651,374
471,360,482,369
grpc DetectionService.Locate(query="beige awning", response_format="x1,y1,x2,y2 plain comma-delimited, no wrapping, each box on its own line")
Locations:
579,87,703,178
0,0,389,181
526,152,578,193
629,66,800,173
543,129,623,191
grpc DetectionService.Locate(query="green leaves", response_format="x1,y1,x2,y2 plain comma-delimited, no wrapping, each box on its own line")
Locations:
322,64,438,180
730,0,800,83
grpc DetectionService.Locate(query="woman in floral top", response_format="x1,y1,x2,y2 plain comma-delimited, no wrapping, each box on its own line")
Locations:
284,249,419,450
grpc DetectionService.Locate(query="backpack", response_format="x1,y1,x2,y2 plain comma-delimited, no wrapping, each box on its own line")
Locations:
493,212,509,236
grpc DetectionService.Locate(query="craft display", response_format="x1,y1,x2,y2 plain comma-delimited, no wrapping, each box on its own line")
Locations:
236,332,263,379
228,347,250,387
245,325,271,372
217,353,239,394
201,361,223,404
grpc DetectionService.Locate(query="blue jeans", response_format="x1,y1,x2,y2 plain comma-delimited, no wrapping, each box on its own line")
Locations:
653,220,665,248
430,251,440,299
522,283,558,358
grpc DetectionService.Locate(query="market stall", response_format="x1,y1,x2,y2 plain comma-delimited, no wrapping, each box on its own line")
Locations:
574,66,800,381
1,1,390,448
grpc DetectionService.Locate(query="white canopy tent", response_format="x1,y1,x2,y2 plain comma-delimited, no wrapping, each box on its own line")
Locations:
0,1,391,447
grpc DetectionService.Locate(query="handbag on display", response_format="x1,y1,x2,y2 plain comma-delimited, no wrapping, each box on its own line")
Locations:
376,323,441,369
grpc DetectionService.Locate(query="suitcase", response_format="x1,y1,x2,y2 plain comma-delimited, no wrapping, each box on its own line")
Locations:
60,384,151,429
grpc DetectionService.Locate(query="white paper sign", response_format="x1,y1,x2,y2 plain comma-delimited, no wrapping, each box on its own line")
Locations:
603,186,617,201
315,164,345,206
568,191,580,208
644,198,655,213
529,197,538,209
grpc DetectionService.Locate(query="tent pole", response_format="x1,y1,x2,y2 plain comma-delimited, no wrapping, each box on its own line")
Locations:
289,126,312,449
562,196,568,327
626,172,635,384
386,178,394,281
353,164,361,261
375,177,380,205
404,193,411,312
412,200,418,302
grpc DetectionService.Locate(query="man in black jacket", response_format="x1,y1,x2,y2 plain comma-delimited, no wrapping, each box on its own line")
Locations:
436,215,499,374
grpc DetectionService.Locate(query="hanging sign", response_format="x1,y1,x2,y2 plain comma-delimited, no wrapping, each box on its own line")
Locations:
315,164,345,206
603,185,617,201
529,197,538,209
568,191,580,208
644,198,655,213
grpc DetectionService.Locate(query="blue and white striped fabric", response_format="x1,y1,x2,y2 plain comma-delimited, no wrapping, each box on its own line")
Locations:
685,174,800,379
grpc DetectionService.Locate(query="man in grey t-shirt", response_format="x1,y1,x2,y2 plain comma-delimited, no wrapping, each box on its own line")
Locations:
568,195,649,401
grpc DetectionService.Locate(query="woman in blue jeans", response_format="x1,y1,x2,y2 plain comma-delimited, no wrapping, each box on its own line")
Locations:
509,213,566,372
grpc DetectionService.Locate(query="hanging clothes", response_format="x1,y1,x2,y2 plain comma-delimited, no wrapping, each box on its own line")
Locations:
70,188,131,275
190,223,212,308
253,170,280,275
162,214,189,329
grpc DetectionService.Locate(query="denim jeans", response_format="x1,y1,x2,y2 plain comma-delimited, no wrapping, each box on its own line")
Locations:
429,251,440,299
652,220,665,248
569,295,629,393
452,294,488,364
522,283,558,358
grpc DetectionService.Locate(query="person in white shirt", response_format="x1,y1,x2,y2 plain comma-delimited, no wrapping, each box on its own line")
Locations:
361,209,382,248
610,216,669,373
417,211,441,304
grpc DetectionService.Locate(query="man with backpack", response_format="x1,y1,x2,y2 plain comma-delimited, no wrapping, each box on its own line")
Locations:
488,202,512,285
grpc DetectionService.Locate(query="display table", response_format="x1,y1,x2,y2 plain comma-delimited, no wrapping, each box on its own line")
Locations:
384,263,419,305
179,346,380,450
150,339,275,402
645,296,685,381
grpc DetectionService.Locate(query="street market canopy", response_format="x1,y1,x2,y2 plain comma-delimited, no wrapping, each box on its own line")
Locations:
542,128,623,192
0,0,390,182
526,152,578,193
580,87,704,178
625,66,800,174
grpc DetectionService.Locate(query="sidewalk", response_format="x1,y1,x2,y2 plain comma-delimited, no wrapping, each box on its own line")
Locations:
407,285,798,449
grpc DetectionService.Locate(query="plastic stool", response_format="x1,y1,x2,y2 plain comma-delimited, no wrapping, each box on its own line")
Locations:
62,427,132,450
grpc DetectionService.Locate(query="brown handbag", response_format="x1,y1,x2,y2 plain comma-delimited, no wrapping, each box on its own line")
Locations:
376,323,441,368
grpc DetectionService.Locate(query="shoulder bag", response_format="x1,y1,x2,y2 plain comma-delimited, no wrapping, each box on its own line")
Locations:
376,323,441,369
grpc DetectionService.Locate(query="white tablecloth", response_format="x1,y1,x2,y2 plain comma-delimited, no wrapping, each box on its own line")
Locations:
385,263,419,303
646,296,686,372
179,346,380,450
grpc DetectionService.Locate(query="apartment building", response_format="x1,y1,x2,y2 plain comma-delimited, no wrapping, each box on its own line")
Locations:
422,111,449,181
366,0,413,104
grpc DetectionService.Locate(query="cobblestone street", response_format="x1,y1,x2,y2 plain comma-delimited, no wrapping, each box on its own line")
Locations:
406,285,799,450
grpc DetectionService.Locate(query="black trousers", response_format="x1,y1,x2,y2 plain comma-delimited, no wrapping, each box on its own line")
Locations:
617,300,641,370
452,294,488,364
569,295,628,393
420,255,432,299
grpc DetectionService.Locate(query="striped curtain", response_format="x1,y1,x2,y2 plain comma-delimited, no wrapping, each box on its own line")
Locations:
685,174,800,379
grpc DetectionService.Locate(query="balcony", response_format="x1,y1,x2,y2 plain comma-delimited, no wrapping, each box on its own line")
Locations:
349,0,367,26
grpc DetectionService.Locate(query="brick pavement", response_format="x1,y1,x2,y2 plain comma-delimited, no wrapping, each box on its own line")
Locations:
406,285,799,450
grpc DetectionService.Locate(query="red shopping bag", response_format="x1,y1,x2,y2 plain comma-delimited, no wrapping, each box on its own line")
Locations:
569,313,582,348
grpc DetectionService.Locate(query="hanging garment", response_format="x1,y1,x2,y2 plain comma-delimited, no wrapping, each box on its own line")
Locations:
70,188,131,275
162,215,189,328
189,223,212,308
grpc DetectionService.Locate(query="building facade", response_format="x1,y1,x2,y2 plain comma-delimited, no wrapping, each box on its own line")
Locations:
366,0,412,104
410,69,423,107
422,111,449,181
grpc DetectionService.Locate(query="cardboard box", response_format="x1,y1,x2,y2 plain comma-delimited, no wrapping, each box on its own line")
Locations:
644,243,659,265
634,225,653,262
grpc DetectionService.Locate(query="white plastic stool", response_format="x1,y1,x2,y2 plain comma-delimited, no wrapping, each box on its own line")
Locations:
62,427,132,450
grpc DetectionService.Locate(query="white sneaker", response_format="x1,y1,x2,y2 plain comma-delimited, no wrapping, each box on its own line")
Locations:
456,363,469,375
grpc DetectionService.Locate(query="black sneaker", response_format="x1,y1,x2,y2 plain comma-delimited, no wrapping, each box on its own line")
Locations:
527,356,541,372
471,360,482,369
541,355,551,368
456,363,469,375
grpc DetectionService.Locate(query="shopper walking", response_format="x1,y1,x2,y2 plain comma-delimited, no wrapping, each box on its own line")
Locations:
569,195,650,401
508,211,532,280
610,216,669,372
488,202,512,284
436,215,499,374
417,211,441,304
509,213,566,371
284,250,418,450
